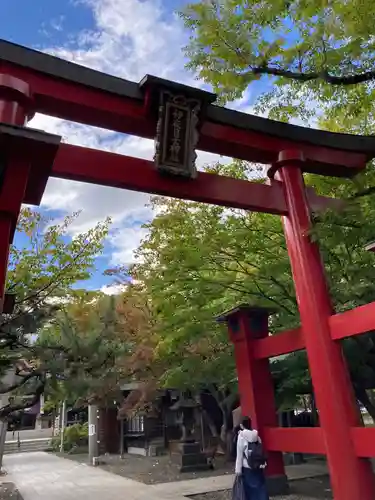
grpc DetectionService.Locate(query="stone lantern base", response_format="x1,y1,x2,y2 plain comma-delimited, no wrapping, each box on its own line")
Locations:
173,442,211,473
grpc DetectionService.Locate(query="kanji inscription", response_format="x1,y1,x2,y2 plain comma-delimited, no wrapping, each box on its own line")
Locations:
154,91,200,179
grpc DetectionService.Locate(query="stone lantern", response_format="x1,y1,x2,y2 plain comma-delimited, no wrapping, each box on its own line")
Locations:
170,392,210,472
170,391,198,443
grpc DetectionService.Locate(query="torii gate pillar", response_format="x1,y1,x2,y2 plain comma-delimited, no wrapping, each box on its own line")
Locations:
218,305,288,495
276,151,375,500
0,75,60,312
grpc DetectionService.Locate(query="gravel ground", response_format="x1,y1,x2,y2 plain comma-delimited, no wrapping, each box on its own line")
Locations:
189,477,333,500
0,483,22,499
60,453,234,484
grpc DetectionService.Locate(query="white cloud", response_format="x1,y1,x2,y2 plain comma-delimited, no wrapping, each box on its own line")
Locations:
26,0,239,267
101,283,127,295
108,224,150,266
101,277,142,295
49,0,196,84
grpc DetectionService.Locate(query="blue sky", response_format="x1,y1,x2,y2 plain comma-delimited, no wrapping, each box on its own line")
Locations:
1,1,92,47
2,0,263,295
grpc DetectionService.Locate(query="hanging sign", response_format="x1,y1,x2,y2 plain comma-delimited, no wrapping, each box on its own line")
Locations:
154,91,201,179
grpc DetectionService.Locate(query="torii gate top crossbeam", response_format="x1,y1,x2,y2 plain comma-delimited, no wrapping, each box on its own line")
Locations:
1,39,375,177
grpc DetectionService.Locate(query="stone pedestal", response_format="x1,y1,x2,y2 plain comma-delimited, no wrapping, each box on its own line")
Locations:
266,475,290,496
148,438,166,457
35,416,42,431
173,442,210,473
284,452,305,465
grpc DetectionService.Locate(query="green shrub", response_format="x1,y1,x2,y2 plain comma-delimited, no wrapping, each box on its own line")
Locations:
52,422,88,453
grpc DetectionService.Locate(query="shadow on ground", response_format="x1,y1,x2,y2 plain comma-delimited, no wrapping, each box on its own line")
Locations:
0,483,23,499
189,476,332,500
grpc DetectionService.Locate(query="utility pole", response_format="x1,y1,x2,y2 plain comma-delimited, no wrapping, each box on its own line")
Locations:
88,404,99,466
59,400,66,453
0,418,7,470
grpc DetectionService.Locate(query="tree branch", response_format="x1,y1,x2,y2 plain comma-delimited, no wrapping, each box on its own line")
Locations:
0,370,39,395
214,28,375,86
249,65,375,85
348,185,375,200
0,376,45,419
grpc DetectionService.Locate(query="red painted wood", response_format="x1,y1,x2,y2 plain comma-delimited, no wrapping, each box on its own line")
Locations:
352,427,375,458
225,307,286,480
253,327,305,360
0,159,30,216
277,151,375,500
0,63,153,137
0,62,369,174
0,158,31,309
263,427,325,455
51,144,289,214
0,217,11,311
0,76,32,310
330,301,375,340
201,121,367,174
0,74,33,125
51,144,345,216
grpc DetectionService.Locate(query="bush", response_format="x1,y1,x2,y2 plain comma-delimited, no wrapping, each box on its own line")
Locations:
52,422,88,453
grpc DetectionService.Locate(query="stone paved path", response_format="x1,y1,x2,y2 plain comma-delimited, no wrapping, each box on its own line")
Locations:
2,452,328,500
3,452,178,500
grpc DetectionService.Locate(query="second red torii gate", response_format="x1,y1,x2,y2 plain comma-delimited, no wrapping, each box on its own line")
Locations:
1,39,375,499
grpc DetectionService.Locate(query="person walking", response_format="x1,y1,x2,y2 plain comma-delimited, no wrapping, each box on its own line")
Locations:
235,417,269,500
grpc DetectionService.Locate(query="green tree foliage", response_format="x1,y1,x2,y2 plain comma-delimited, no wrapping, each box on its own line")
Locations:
132,160,375,416
181,0,375,121
38,282,159,415
37,291,130,410
132,164,293,407
51,422,88,453
178,0,375,419
0,210,110,418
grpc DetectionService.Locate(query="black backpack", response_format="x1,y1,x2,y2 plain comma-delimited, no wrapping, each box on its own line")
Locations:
243,440,267,470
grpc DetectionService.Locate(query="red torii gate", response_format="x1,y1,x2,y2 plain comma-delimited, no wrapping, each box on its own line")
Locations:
1,39,375,499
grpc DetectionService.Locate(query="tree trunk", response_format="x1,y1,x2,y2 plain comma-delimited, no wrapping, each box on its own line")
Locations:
309,393,319,426
201,408,218,438
219,403,228,443
219,401,237,460
356,386,375,423
201,408,220,459
368,390,375,408
205,386,237,459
